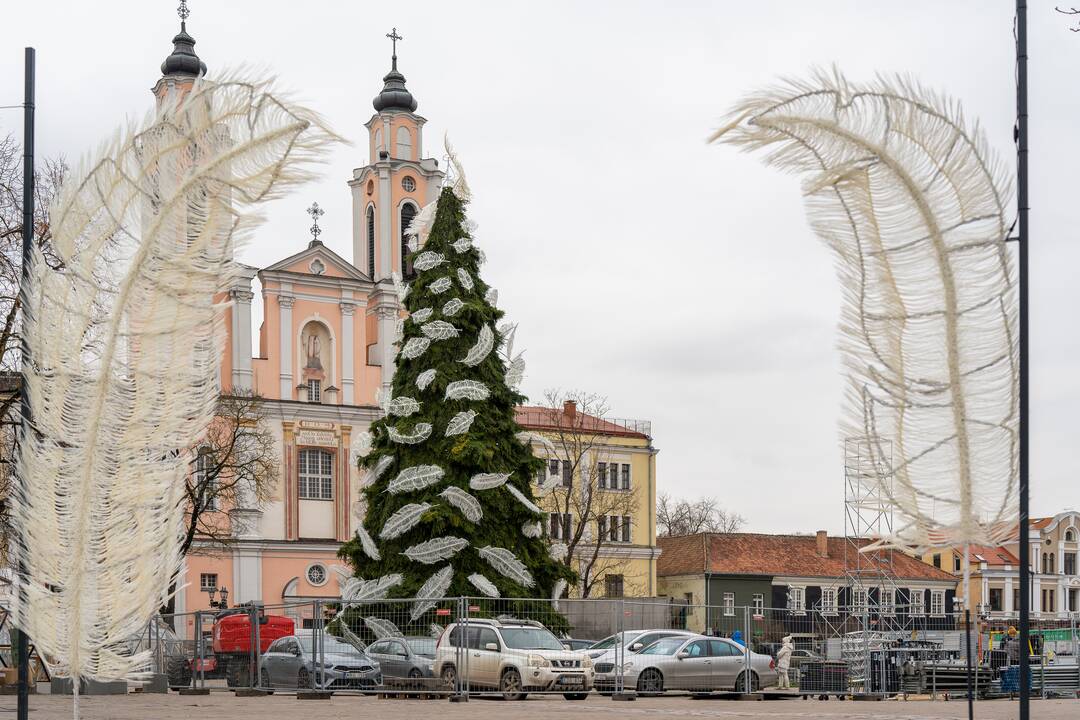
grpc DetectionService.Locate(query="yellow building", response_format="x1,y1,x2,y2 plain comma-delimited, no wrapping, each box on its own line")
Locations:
515,401,660,598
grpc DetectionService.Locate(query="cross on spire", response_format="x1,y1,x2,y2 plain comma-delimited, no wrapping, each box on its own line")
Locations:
387,27,403,57
177,1,190,22
307,202,325,243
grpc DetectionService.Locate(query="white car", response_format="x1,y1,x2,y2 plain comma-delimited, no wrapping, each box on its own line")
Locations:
621,635,777,694
433,617,593,700
587,629,696,692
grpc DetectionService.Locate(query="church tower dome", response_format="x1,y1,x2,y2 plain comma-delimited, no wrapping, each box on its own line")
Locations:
160,1,206,79
372,29,417,112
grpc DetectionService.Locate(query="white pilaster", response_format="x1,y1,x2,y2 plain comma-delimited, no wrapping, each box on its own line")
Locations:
1032,577,1042,614
341,300,355,405
377,305,397,396
379,168,392,279
1004,576,1014,613
232,545,263,605
230,288,255,391
279,290,295,399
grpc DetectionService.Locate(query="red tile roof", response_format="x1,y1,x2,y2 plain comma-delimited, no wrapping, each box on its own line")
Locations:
515,405,649,440
657,533,955,582
965,545,1018,566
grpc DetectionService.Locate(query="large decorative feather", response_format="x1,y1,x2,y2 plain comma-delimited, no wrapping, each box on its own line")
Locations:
711,69,1017,549
10,75,337,690
379,502,432,540
478,546,535,588
439,486,483,523
402,536,469,564
411,565,453,620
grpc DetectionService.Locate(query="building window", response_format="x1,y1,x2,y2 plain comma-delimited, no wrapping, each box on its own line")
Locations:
932,553,941,569
752,593,764,615
597,462,607,489
401,175,416,192
1042,588,1056,613
621,463,631,490
200,573,218,592
852,587,868,611
549,512,571,540
608,515,619,542
788,586,805,613
597,515,606,540
1065,552,1077,576
1066,529,1077,543
307,379,321,404
605,574,624,598
298,448,333,500
1049,553,1056,574
306,563,328,587
880,587,895,615
988,588,1003,612
535,466,545,485
722,592,735,616
910,589,925,615
396,127,412,160
366,206,376,278
821,587,838,615
1070,588,1078,613
621,515,631,543
561,461,572,487
194,448,216,511
1013,588,1020,613
548,459,560,478
930,589,945,616
953,555,962,572
374,128,382,156
400,202,417,278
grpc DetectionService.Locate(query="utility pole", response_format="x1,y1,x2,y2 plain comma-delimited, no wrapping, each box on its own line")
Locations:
18,46,36,720
1015,3,1030,720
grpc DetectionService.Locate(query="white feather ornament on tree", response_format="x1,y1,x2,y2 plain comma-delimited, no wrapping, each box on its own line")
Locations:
405,200,438,246
439,486,483,523
412,565,454,620
10,73,338,694
387,465,445,494
461,325,494,367
392,271,410,303
429,624,444,639
505,356,526,389
350,431,374,462
410,307,434,323
478,546,535,588
515,431,557,456
467,573,501,598
711,69,1017,552
445,410,478,437
469,472,511,490
366,455,395,485
505,483,542,515
445,135,472,202
387,423,433,445
421,320,460,340
354,525,381,561
451,238,472,253
413,251,446,272
551,579,568,611
456,268,474,291
343,574,404,603
379,502,432,540
416,369,437,391
400,337,431,360
387,397,421,417
549,543,569,562
402,537,469,564
429,276,453,294
365,617,405,640
484,287,498,306
441,298,464,317
445,380,490,401
522,521,543,538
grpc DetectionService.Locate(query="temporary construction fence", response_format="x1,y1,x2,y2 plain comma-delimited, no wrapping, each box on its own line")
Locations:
141,600,1078,700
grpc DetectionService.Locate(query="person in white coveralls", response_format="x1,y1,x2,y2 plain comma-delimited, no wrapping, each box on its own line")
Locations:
776,635,793,689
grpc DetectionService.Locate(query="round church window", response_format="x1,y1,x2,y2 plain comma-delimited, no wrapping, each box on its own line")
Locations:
306,563,327,586
401,176,416,192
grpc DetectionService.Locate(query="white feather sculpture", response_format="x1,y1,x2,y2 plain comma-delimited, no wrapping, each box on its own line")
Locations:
402,537,469,564
445,410,478,437
441,298,464,317
711,69,1017,551
387,396,421,417
469,472,511,490
505,483,542,515
412,565,454,620
478,546,535,588
461,325,494,367
445,379,490,401
416,369,437,391
387,464,445,494
11,75,337,694
379,502,432,540
387,422,433,445
456,268,474,291
405,199,438,246
439,486,483,523
354,525,381,561
342,574,404,603
365,617,405,640
451,237,472,253
411,307,434,323
421,320,460,340
467,573,500,598
400,337,431,359
413,251,446,272
429,276,453,294
366,455,395,485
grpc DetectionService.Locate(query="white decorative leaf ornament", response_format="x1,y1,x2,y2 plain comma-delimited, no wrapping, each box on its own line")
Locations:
445,410,478,437
379,502,432,540
388,465,445,494
505,355,526,389
416,369,437,391
442,298,464,317
552,579,568,611
387,396,421,417
429,276,452,294
445,380,490,401
461,325,494,367
351,431,373,461
366,455,395,485
421,320,459,340
457,268,474,291
522,521,542,538
452,238,472,253
392,272,410,302
505,483,542,515
485,287,498,305
469,472,511,490
340,573,404,603
412,565,454,620
365,616,405,640
403,536,469,564
468,573,500,598
549,543,569,562
395,318,405,342
413,251,446,271
478,546,535,588
387,422,432,444
401,337,431,360
355,524,381,561
515,431,557,455
439,486,483,523
411,307,434,323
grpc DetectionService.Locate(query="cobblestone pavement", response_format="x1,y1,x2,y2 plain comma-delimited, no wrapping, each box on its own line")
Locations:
9,693,1075,720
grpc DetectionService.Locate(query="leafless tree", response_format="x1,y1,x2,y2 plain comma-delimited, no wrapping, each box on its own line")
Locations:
532,389,643,598
656,493,745,537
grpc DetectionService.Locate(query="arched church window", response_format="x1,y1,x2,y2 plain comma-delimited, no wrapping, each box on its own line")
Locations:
374,128,382,157
396,127,412,160
401,203,417,279
367,206,376,278
298,449,333,500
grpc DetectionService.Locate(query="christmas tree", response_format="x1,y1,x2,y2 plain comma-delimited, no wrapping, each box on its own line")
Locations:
339,176,575,624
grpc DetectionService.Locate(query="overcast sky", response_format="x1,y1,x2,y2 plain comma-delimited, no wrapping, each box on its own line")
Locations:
5,1,1077,534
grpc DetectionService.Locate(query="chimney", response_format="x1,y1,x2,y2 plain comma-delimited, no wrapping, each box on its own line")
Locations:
816,530,829,558
563,400,577,417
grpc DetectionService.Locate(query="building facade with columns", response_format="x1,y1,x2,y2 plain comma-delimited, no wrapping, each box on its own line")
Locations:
156,14,444,627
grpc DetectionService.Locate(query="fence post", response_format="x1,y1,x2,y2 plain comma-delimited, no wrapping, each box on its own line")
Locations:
253,605,261,690
743,605,751,693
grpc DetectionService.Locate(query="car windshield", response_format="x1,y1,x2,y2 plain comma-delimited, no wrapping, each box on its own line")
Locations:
407,637,436,657
589,631,641,651
640,637,686,656
499,628,564,651
301,637,359,655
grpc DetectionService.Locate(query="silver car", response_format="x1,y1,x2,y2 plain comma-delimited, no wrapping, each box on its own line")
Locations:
588,629,696,692
259,635,381,691
366,636,436,680
622,635,777,694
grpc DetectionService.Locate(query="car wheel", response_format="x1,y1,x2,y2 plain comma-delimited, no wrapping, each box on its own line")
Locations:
440,665,458,690
736,670,759,693
636,669,664,695
259,669,274,694
166,655,192,689
298,667,311,690
500,668,527,701
563,692,589,700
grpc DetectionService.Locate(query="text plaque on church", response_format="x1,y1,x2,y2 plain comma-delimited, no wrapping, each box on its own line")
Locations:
296,429,336,447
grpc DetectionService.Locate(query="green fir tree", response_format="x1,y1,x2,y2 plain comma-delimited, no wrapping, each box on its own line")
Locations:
339,184,575,624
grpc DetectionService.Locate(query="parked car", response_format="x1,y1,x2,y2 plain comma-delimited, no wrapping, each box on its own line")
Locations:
259,634,381,691
621,635,777,694
588,629,697,692
433,617,594,700
365,636,436,679
561,638,596,651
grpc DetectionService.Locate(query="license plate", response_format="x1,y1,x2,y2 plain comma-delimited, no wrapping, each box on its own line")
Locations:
559,676,584,685
345,672,364,679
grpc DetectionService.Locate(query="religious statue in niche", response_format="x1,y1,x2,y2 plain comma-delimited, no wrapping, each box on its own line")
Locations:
305,332,323,370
